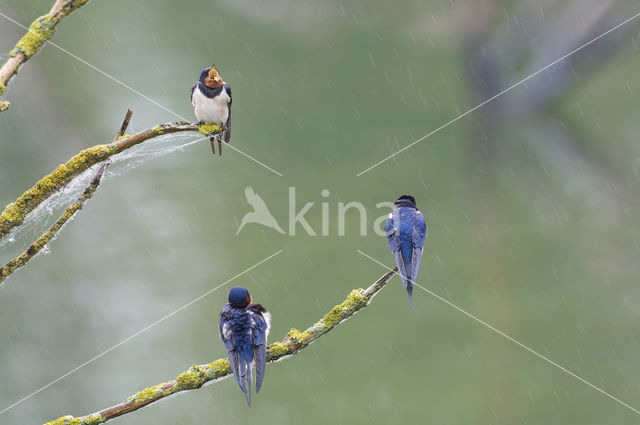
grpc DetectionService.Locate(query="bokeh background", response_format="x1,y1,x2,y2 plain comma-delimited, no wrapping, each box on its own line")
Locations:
1,0,640,424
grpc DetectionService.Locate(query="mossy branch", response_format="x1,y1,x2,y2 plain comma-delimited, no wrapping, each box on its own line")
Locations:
0,120,221,242
44,268,397,425
0,0,92,111
0,109,135,284
0,162,108,285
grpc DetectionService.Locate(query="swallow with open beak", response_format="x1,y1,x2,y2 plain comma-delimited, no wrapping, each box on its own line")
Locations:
191,64,232,155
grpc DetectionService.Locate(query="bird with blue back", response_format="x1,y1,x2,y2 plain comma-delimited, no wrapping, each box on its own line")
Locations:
219,286,270,406
191,64,232,156
384,195,428,311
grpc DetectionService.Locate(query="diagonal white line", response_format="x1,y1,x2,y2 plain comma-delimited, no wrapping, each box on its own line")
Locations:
0,11,283,177
225,143,283,176
356,10,640,176
149,133,283,176
0,250,282,416
356,249,640,416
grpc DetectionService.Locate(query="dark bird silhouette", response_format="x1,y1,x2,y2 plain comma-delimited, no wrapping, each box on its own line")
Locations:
385,195,427,311
219,286,270,406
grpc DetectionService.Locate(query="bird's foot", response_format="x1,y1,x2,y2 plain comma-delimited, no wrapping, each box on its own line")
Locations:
210,138,217,155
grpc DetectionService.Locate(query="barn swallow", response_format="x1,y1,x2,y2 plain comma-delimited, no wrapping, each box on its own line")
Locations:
219,286,270,406
191,64,232,155
385,195,428,311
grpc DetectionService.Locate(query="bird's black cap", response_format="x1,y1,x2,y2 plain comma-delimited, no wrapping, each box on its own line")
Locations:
395,195,416,205
228,286,251,308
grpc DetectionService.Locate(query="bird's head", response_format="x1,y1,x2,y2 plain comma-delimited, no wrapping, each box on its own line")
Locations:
228,286,252,309
201,64,223,89
395,194,417,208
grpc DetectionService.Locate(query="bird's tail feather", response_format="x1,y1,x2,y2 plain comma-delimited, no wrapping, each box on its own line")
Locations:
237,360,251,406
407,284,413,312
246,365,252,406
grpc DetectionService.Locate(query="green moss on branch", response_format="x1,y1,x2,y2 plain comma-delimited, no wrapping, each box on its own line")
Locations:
0,121,205,242
44,269,397,425
0,0,93,109
46,414,104,425
197,123,221,135
0,163,108,285
10,14,56,58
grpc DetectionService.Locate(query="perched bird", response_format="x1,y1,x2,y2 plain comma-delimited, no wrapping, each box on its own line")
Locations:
236,186,285,235
219,286,270,406
191,64,232,155
385,195,427,311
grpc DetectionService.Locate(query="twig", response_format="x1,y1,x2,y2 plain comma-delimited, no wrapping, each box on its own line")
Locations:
0,119,220,242
0,0,93,111
113,109,133,141
44,268,397,425
0,163,108,285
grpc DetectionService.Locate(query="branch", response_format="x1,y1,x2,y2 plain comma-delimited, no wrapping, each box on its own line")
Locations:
44,268,397,425
0,108,137,284
0,120,221,242
0,0,93,111
0,162,108,285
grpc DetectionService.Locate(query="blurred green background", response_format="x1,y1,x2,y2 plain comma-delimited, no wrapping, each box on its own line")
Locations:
1,0,640,424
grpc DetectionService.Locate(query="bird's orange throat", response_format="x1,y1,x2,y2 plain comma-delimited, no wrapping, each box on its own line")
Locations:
205,65,223,88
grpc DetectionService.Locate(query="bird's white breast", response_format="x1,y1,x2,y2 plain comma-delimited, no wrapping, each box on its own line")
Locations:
192,85,230,125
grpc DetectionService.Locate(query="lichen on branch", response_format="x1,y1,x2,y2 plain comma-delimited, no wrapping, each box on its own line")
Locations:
0,162,108,285
0,121,214,242
0,0,94,111
9,14,56,59
43,269,397,425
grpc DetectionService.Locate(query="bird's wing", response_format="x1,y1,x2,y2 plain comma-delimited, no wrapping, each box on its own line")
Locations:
412,212,427,248
385,214,401,251
407,213,427,286
409,246,423,284
393,250,409,289
225,83,232,106
219,313,249,404
249,308,269,394
224,83,232,143
190,82,198,106
386,211,409,286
